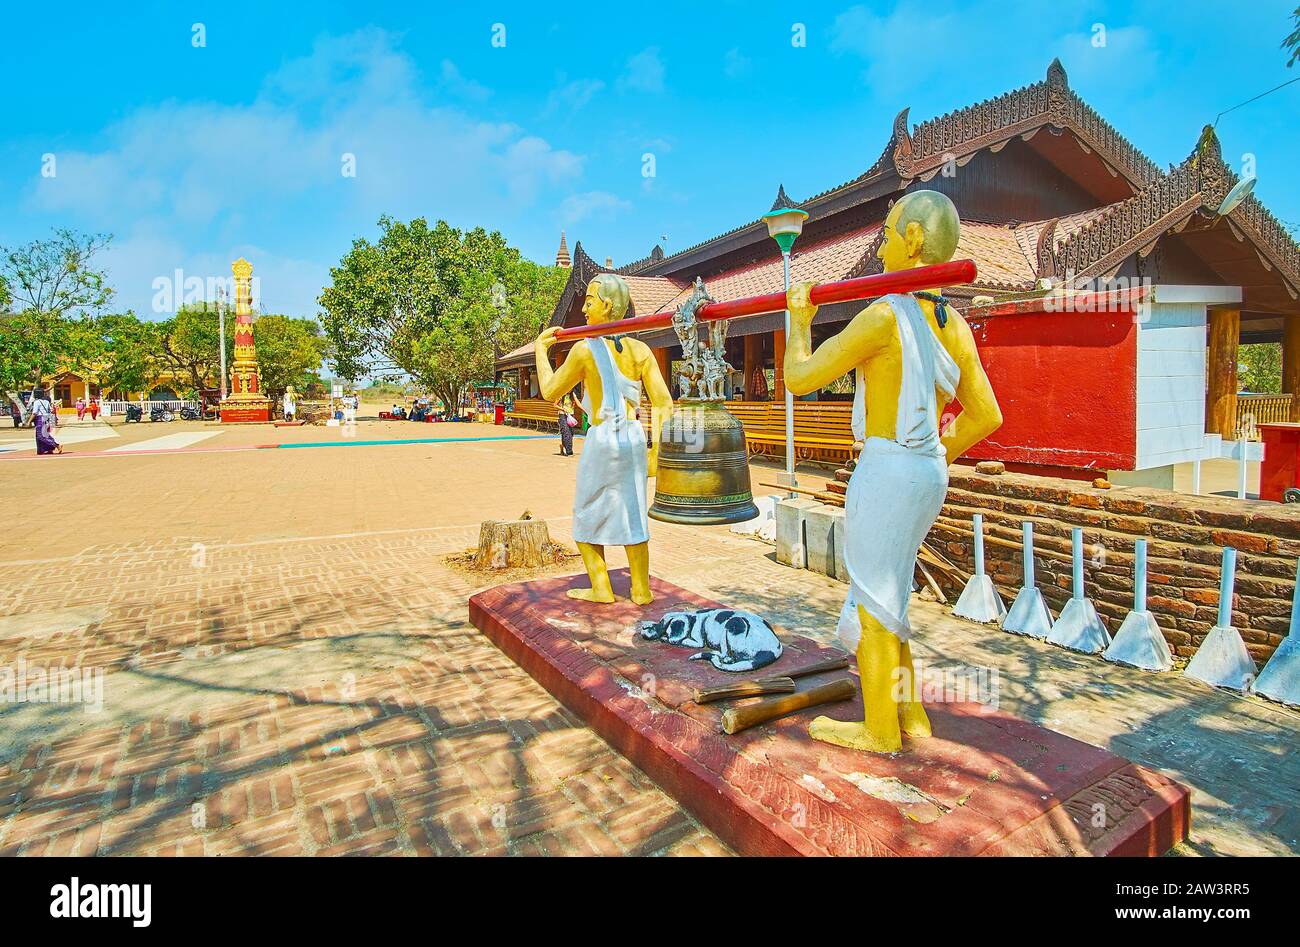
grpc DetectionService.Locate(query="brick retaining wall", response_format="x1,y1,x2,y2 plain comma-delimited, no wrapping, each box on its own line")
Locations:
931,470,1300,664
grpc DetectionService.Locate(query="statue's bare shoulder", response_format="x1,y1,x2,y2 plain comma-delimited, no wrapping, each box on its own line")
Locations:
846,297,903,357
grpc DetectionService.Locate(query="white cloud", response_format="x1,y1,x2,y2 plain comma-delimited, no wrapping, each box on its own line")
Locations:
830,5,959,95
20,28,586,316
438,60,492,102
723,48,751,79
543,76,605,119
619,47,665,94
1055,26,1159,91
559,191,632,225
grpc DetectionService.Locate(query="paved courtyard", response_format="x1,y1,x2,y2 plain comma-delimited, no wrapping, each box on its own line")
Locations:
0,418,1295,856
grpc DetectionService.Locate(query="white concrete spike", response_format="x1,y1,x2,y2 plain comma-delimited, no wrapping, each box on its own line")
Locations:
1002,586,1054,638
1104,539,1173,670
953,575,1007,623
953,514,1007,623
1184,547,1257,692
1252,636,1300,706
1250,559,1300,706
1001,521,1053,638
1048,597,1111,653
1046,528,1111,653
1185,624,1257,691
1104,611,1173,670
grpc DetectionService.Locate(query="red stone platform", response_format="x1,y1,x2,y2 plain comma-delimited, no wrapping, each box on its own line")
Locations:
469,571,1191,856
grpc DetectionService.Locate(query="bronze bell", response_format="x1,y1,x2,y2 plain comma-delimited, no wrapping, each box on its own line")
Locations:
648,279,758,525
650,400,758,525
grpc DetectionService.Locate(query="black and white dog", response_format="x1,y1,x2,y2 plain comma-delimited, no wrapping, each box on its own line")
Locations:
639,607,783,672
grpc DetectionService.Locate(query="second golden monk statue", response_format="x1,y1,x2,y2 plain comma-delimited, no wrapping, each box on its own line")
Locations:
783,190,1003,753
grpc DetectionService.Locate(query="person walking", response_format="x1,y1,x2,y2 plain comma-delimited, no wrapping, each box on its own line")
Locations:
75,396,87,421
89,398,100,420
30,390,62,455
557,397,576,456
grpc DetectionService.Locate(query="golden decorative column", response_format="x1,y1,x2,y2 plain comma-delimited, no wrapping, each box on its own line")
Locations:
1284,315,1300,423
220,258,272,422
1205,307,1240,438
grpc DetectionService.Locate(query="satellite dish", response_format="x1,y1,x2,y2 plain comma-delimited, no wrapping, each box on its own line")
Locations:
1216,175,1256,217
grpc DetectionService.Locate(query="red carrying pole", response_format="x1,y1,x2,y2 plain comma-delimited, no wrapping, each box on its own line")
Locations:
554,259,977,341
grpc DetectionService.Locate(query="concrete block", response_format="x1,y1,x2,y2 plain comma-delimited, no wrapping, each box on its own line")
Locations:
775,497,820,568
803,505,845,579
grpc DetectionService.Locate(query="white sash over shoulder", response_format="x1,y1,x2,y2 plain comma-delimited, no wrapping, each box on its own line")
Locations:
838,294,960,649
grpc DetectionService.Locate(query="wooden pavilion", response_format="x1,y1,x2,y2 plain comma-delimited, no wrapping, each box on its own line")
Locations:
498,60,1300,479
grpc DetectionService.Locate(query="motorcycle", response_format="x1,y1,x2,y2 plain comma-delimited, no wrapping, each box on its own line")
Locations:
149,405,175,422
124,404,144,423
178,405,200,421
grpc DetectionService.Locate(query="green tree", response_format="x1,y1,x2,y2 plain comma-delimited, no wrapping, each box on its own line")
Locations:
251,315,330,409
0,310,100,394
95,313,162,398
319,216,566,412
1240,342,1282,393
157,303,234,395
0,229,115,404
1,229,113,317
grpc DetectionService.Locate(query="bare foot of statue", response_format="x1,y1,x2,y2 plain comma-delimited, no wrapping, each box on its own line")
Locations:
566,587,620,604
808,715,902,754
899,700,932,739
627,542,653,606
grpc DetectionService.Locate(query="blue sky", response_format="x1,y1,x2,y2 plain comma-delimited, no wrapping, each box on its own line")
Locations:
2,1,1297,318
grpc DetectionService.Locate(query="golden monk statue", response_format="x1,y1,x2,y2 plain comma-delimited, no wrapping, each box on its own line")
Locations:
784,190,1003,753
536,274,674,605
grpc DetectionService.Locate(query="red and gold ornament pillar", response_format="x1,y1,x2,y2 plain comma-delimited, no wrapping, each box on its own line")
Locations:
220,258,272,422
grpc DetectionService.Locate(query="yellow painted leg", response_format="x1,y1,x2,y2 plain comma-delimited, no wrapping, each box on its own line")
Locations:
808,605,903,753
568,542,619,603
626,541,652,606
898,640,932,739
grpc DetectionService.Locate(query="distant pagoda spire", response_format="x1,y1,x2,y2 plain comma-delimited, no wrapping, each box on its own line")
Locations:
555,231,571,268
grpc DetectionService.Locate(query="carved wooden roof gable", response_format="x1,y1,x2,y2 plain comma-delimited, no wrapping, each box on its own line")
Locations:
1035,126,1300,296
891,58,1162,189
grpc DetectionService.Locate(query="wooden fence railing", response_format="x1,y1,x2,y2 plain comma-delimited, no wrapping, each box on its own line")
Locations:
1236,393,1293,439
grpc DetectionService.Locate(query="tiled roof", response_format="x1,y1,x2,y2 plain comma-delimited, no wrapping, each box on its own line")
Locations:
958,223,1038,289
655,226,884,313
623,275,688,316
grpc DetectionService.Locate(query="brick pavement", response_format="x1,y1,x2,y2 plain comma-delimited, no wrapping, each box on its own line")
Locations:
0,423,1295,856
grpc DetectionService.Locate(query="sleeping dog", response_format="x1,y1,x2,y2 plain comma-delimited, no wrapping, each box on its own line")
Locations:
639,607,783,672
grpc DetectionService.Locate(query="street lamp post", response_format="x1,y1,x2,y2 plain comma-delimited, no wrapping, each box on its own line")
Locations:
762,185,809,493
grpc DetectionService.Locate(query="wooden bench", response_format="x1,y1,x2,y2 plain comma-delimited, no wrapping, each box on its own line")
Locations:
504,398,560,431
633,399,855,468
734,402,855,467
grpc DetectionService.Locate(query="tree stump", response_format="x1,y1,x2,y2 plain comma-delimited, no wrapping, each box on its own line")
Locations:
474,518,554,570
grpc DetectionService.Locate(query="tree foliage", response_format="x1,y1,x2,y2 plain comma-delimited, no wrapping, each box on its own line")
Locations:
249,315,331,406
156,303,235,396
0,311,100,393
0,229,114,317
1239,342,1282,393
95,313,162,397
318,216,566,411
0,229,114,398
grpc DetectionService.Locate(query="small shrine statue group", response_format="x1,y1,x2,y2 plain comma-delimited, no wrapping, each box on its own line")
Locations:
533,190,1003,754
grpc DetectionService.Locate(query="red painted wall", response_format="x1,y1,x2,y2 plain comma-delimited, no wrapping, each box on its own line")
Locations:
957,307,1139,470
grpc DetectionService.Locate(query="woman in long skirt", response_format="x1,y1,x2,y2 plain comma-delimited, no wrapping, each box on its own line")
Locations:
557,396,575,456
30,391,61,455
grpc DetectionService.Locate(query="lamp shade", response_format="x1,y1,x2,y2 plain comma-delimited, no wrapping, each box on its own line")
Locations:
762,184,809,253
1216,175,1256,217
